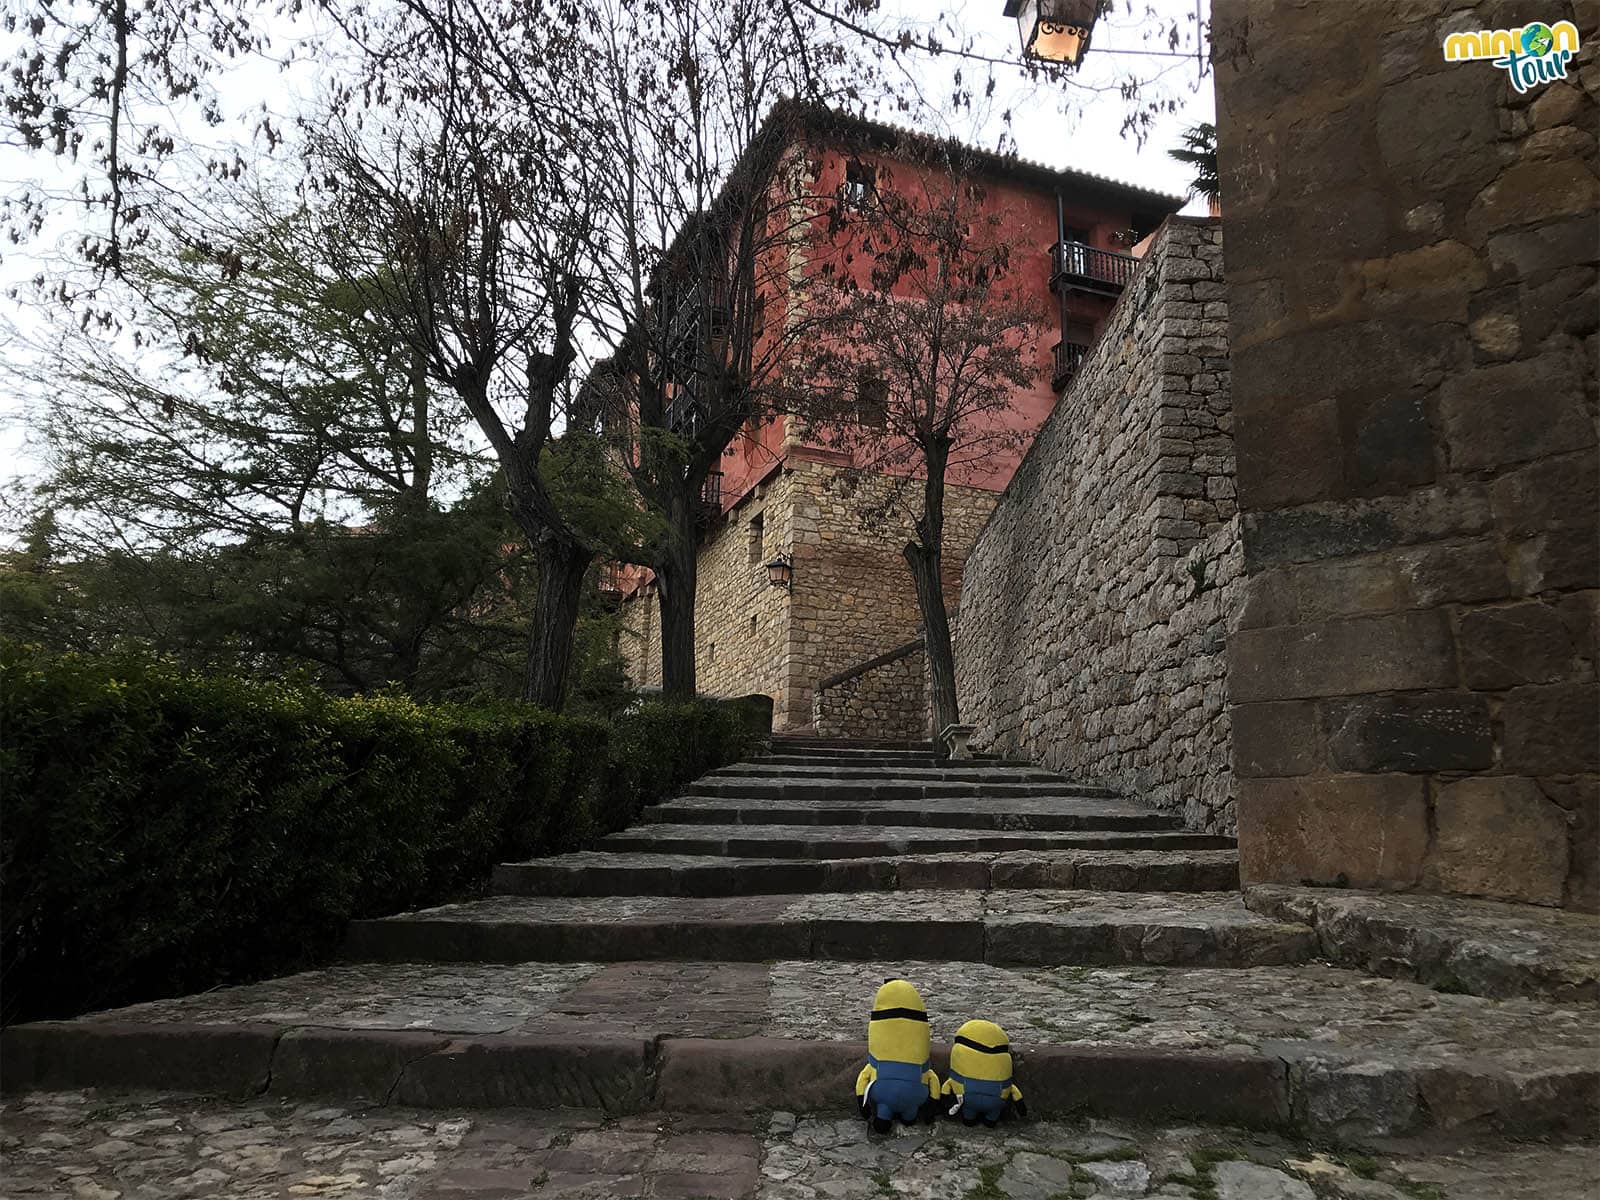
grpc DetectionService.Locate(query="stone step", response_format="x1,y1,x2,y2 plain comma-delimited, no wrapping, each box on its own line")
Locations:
768,738,934,753
599,823,1233,859
7,959,1593,1142
642,795,1182,832
1246,885,1600,1004
491,848,1243,897
345,891,1313,968
752,752,1035,769
685,778,1120,801
710,762,1069,783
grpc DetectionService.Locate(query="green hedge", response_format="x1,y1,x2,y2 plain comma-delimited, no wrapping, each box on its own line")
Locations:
0,642,759,1024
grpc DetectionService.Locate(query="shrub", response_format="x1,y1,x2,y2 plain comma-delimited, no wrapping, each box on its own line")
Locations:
0,641,757,1024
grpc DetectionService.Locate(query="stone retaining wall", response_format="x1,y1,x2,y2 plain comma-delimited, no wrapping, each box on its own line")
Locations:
811,639,930,741
955,219,1238,832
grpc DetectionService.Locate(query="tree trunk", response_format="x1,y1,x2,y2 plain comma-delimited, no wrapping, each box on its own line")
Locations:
905,438,959,737
409,347,432,506
655,489,699,699
523,530,593,708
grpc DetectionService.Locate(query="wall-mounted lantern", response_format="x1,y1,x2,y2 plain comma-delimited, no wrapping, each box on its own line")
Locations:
1002,0,1103,67
766,553,794,592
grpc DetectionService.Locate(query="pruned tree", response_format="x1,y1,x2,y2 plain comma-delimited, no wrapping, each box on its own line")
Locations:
783,141,1039,735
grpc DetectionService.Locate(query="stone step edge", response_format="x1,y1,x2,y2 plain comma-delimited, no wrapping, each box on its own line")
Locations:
687,781,1123,799
343,911,1317,969
3,1022,1591,1143
1244,886,1600,1005
640,805,1180,832
713,765,1067,780
490,853,1242,897
600,832,1235,859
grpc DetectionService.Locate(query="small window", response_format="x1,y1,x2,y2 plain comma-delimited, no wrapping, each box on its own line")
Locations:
748,512,765,565
841,160,875,211
857,374,889,428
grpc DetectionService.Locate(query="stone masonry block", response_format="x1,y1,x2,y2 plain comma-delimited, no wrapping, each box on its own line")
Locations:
1465,157,1600,245
1439,353,1596,471
1396,540,1514,607
1232,701,1321,778
1229,610,1456,703
1458,596,1596,689
1238,775,1429,889
1321,692,1494,773
1375,63,1502,196
1491,450,1599,538
1427,777,1570,906
1502,682,1600,774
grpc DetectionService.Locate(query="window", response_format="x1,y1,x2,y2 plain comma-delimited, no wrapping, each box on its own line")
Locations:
748,512,765,565
841,160,875,211
857,374,889,428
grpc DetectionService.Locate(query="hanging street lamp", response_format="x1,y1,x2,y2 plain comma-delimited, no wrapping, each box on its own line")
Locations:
1002,0,1105,68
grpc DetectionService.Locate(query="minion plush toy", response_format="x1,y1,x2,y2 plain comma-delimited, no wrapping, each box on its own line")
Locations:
855,980,940,1133
941,1019,1026,1126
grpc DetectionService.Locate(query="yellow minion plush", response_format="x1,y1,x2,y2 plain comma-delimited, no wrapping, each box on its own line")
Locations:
941,1019,1026,1126
855,979,940,1132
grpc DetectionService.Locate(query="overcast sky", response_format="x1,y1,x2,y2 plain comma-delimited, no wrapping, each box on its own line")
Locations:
0,0,1215,504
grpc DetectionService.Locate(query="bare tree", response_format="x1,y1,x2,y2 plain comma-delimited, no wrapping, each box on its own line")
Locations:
785,141,1038,734
555,4,864,699
305,15,620,708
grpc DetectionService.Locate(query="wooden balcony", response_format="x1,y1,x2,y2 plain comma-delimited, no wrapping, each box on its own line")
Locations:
695,469,723,527
1050,241,1138,298
1051,340,1090,392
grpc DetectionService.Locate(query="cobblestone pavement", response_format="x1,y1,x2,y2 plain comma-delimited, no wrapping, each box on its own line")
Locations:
69,960,1597,1075
3,1090,1595,1199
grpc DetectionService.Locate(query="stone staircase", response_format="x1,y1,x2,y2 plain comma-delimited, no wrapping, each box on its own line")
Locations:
5,738,1597,1145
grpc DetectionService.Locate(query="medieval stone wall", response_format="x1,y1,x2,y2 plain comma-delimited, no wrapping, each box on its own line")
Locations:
1214,0,1598,909
619,456,994,733
955,219,1238,832
812,639,931,741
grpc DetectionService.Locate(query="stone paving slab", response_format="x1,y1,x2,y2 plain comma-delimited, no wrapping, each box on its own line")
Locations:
647,795,1181,831
602,824,1232,858
708,762,1070,782
1246,886,1600,1003
346,891,1313,968
8,959,1596,1136
491,849,1242,897
685,778,1120,801
3,1090,1597,1200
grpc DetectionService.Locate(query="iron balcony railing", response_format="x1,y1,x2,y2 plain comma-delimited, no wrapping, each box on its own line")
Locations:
1050,240,1138,297
1052,340,1090,392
